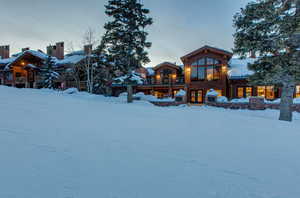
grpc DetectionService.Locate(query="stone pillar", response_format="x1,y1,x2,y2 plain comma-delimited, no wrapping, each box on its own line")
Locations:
249,97,266,110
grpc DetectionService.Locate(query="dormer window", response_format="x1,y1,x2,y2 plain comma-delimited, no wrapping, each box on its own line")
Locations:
191,57,222,81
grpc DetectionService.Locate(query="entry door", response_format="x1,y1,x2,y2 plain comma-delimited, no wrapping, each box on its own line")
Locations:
190,90,203,103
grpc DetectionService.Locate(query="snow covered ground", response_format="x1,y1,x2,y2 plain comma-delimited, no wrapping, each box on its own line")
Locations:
0,86,300,198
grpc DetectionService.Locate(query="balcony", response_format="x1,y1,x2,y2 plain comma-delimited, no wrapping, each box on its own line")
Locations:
139,77,185,87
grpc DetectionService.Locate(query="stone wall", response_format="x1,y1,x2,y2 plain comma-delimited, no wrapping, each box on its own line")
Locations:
206,100,300,113
150,101,185,107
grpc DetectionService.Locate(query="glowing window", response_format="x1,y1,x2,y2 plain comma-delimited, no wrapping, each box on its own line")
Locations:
213,66,221,80
215,89,223,96
246,87,253,97
257,86,266,97
296,86,300,98
237,87,244,98
266,86,275,99
207,66,214,81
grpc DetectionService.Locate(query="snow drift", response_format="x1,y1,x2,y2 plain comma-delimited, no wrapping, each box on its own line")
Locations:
0,86,300,198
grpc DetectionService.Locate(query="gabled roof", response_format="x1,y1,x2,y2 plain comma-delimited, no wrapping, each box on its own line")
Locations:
181,45,233,62
153,62,181,71
5,50,48,70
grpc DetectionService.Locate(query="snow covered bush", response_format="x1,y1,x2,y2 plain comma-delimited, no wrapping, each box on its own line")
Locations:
63,88,79,95
206,89,219,97
176,89,186,97
216,96,228,103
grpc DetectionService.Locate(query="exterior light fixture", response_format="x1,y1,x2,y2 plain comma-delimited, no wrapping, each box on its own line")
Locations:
222,65,227,72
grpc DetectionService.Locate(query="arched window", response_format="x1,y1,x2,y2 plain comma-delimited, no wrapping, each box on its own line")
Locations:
191,57,222,81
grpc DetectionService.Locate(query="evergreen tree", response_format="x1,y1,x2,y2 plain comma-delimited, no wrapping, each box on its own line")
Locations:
233,0,300,121
40,56,60,89
93,31,116,95
103,0,153,102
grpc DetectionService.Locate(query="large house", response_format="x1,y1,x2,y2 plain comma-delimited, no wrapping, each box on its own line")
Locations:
0,43,94,90
1,44,300,103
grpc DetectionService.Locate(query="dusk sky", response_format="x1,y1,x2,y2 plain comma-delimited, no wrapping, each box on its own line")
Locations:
0,0,250,66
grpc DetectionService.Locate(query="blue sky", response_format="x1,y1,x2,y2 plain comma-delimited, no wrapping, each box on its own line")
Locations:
0,0,250,66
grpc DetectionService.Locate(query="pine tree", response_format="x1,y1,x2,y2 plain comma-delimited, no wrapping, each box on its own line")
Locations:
40,56,60,89
233,0,300,122
93,31,116,95
103,0,153,102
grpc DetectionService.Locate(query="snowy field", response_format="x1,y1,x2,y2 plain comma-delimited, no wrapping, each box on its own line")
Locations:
0,86,300,198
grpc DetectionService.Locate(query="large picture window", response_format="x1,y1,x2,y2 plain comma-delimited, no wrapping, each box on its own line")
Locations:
257,86,266,98
237,87,253,98
257,86,275,99
266,86,275,99
191,57,223,81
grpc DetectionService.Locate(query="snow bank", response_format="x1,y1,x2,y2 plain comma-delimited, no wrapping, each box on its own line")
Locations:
133,92,175,102
206,89,219,97
63,88,79,94
0,86,300,198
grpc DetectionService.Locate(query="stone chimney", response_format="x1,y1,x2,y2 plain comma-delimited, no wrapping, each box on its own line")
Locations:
0,45,10,59
250,51,256,59
84,44,93,55
46,42,64,59
55,42,64,59
47,44,55,56
22,47,30,52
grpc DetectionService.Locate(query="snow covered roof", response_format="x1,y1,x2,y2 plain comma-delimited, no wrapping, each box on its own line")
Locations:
153,62,180,70
4,50,49,70
56,55,86,65
25,64,38,69
181,45,233,62
146,67,155,76
0,57,17,66
25,50,48,60
1,49,88,70
65,50,85,56
228,58,256,79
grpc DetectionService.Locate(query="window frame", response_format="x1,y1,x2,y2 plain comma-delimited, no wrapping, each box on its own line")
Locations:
237,86,253,98
191,57,223,81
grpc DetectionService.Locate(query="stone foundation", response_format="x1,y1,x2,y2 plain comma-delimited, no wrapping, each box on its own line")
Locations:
150,101,185,107
207,101,300,112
